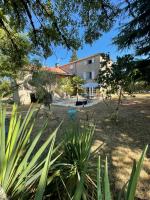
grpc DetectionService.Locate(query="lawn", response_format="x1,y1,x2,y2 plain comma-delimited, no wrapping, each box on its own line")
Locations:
8,93,150,199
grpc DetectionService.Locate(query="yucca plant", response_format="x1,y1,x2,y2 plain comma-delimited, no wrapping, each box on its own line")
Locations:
0,104,59,200
97,145,148,200
54,122,96,200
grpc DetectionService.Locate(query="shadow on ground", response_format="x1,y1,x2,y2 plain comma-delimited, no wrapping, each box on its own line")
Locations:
89,94,150,199
7,94,149,199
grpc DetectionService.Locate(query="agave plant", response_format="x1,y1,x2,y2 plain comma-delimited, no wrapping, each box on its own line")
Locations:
0,104,60,200
97,145,148,200
53,122,96,200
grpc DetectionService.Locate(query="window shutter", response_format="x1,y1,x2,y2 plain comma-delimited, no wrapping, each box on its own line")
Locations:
92,71,95,79
83,72,86,80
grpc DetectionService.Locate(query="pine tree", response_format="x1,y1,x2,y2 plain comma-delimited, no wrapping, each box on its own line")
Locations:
114,0,150,82
70,50,78,62
114,0,150,57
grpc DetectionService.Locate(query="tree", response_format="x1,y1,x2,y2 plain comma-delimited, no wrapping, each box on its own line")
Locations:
135,59,150,83
0,28,30,78
0,0,119,58
114,0,150,57
71,76,84,101
0,79,11,98
58,76,84,99
30,59,42,68
29,70,57,108
115,0,150,56
97,55,139,121
0,22,44,99
70,50,78,62
0,1,119,99
59,77,74,96
0,28,34,99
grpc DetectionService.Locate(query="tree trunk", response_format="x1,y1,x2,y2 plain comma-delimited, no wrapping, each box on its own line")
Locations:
12,79,20,104
76,84,79,101
114,87,123,121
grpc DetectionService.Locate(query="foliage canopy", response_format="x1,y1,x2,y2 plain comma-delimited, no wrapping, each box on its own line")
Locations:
0,0,119,57
97,55,140,120
0,28,30,78
114,0,150,57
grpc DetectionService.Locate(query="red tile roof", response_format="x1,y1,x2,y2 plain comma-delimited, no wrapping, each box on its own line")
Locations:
42,67,68,75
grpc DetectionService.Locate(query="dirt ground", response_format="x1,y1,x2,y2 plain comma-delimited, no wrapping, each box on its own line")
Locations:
7,93,150,199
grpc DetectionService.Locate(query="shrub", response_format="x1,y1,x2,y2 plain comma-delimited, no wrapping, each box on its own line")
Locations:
132,81,150,93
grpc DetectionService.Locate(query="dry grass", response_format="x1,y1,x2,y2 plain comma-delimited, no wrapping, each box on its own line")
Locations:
6,93,150,199
85,94,150,199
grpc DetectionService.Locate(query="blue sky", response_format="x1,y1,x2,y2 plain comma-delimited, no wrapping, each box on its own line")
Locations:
40,15,134,67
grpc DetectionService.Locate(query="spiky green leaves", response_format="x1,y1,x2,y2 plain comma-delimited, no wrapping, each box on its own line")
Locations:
0,104,59,199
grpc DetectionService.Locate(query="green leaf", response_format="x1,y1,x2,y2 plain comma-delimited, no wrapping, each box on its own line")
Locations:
104,157,111,200
13,127,58,192
125,160,136,200
34,130,56,200
97,156,102,200
126,145,148,200
8,122,47,190
0,104,61,199
0,105,6,182
73,173,84,200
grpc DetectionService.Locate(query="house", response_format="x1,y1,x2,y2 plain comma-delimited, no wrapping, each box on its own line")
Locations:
13,53,112,104
59,53,112,96
13,67,70,105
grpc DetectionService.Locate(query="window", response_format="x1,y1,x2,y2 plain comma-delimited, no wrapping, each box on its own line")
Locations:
83,72,93,80
83,72,86,80
86,72,92,79
88,58,94,64
88,60,92,64
92,71,95,79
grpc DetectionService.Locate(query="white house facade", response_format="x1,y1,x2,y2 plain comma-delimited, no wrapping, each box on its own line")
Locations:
60,53,112,96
